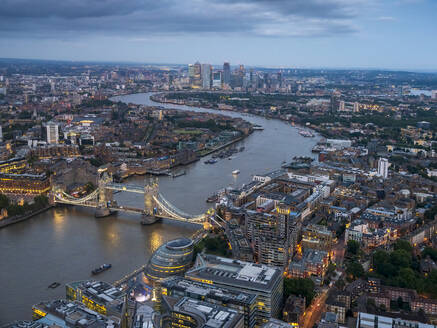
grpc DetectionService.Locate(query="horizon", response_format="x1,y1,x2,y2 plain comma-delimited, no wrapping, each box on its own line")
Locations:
0,0,436,70
1,57,437,74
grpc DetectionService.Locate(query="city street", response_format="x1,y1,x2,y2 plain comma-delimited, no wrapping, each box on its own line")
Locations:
302,289,329,328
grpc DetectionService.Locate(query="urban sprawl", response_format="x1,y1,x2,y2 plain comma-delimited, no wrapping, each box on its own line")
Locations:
1,59,437,328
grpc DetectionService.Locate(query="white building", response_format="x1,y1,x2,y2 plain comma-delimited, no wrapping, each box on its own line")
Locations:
377,157,389,179
356,312,436,328
46,123,59,144
432,90,437,99
201,63,212,89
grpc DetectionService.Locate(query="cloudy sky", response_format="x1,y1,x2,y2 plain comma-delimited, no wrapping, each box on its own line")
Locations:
0,0,436,69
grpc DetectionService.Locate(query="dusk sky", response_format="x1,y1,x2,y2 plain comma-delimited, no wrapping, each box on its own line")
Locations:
0,0,436,70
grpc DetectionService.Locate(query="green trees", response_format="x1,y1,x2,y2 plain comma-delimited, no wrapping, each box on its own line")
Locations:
372,249,412,279
33,195,49,208
284,278,315,306
346,240,360,256
0,194,10,209
424,206,437,222
371,241,437,297
0,194,49,217
194,235,232,258
422,247,437,261
346,261,365,281
393,239,413,253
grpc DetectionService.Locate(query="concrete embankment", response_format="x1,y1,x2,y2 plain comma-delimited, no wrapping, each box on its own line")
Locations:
0,205,54,229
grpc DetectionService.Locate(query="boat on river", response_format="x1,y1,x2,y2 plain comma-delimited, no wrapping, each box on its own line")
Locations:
48,282,61,289
298,129,315,137
232,170,240,175
92,264,112,275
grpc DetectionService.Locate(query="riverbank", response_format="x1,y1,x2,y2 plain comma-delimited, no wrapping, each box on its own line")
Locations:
0,205,54,229
150,92,320,138
117,136,247,181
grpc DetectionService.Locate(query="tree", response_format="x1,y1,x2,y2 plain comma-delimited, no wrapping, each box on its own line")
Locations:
326,263,336,277
394,240,413,253
346,261,365,280
346,240,360,256
397,268,420,290
422,247,437,261
424,206,437,222
284,278,315,306
390,249,412,269
33,195,49,209
0,194,10,209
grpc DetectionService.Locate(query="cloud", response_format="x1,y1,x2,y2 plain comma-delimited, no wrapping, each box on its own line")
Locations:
0,0,367,39
377,16,396,21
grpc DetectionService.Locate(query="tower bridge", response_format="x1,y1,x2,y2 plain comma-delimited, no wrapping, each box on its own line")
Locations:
52,167,214,227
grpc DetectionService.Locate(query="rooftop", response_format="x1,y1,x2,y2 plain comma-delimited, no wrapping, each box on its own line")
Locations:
161,276,257,306
186,254,282,293
173,297,243,328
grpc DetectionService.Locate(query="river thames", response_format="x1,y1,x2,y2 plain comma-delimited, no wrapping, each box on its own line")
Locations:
0,93,319,324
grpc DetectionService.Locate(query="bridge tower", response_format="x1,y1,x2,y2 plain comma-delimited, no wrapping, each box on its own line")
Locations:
95,166,114,218
142,178,160,224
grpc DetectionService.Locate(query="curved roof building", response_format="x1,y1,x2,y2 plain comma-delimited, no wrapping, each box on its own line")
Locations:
144,238,194,282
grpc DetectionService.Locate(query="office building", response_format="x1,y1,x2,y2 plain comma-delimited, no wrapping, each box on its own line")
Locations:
32,299,120,328
282,295,305,327
226,219,254,262
0,157,27,174
189,62,202,88
132,304,158,328
161,276,257,328
289,248,329,284
165,297,244,328
223,62,231,86
201,63,212,89
245,212,289,267
212,71,222,88
301,224,333,252
0,173,50,194
2,321,45,328
145,238,194,282
0,125,3,143
261,319,293,328
377,157,389,179
356,312,436,328
45,122,59,144
66,280,124,317
325,291,351,324
185,254,283,325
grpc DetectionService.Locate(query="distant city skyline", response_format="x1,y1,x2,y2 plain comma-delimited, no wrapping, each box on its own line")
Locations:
0,0,436,70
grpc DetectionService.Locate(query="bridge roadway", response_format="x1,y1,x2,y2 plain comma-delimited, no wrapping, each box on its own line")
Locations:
105,183,145,194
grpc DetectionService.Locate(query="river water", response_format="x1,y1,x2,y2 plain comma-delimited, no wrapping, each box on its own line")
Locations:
0,93,319,324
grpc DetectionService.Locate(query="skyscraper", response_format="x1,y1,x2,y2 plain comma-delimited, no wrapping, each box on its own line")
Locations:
223,62,231,86
212,71,222,88
201,63,211,89
377,158,389,179
190,61,202,88
45,123,59,144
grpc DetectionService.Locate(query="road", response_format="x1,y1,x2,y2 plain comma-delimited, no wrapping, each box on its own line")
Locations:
302,289,329,328
332,237,346,267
